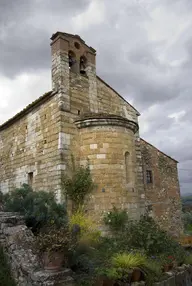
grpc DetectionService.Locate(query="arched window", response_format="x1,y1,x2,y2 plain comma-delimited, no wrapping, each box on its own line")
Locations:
125,151,130,184
80,55,87,75
68,50,77,72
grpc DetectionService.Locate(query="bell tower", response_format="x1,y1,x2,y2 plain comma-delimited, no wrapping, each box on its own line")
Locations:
50,32,98,112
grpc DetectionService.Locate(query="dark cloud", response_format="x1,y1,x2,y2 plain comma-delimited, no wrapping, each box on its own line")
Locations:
0,0,90,77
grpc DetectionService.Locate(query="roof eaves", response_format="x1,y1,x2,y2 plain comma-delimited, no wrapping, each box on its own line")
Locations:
96,75,140,116
0,91,55,131
140,138,179,163
50,31,96,54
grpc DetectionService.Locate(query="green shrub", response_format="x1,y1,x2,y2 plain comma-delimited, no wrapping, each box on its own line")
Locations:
104,252,147,283
71,213,189,285
103,206,128,231
0,246,16,286
2,184,68,234
62,161,95,211
112,252,146,269
0,190,3,203
36,225,72,254
69,243,101,285
184,253,192,265
70,209,101,245
3,183,32,212
142,258,162,286
182,211,192,234
172,246,186,265
125,215,180,256
0,191,3,211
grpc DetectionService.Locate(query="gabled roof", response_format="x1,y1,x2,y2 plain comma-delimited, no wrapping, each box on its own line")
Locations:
0,73,140,132
140,138,178,163
0,91,54,131
97,75,140,116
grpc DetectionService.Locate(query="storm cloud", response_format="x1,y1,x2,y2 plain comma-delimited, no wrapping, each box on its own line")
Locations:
0,0,192,194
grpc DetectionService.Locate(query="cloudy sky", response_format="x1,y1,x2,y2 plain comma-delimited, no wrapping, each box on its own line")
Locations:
0,0,192,194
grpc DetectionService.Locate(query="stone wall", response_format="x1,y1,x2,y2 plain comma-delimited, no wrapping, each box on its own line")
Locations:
75,116,139,221
97,77,139,122
140,139,183,236
0,92,62,197
0,212,74,286
132,265,192,286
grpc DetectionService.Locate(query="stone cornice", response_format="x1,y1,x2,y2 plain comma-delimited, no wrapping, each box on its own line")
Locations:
75,115,139,134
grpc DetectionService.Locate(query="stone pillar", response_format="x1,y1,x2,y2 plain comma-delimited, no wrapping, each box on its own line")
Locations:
86,51,98,113
51,34,70,112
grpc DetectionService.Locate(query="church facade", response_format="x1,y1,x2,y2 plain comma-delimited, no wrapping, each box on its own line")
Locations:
0,32,183,236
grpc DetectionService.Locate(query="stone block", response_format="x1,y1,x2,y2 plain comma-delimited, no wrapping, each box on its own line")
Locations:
31,269,74,286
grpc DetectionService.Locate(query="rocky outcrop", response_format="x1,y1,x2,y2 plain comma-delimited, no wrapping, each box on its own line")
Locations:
0,212,74,286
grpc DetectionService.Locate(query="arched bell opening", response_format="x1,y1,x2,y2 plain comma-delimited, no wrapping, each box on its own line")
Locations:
68,50,77,72
80,55,87,75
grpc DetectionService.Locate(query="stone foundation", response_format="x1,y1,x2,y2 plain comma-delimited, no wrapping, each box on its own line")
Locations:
0,212,74,286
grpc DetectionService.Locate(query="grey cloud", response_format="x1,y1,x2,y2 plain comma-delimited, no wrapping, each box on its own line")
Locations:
0,0,90,77
0,1,33,24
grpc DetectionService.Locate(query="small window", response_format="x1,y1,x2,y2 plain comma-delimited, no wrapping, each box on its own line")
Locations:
28,172,33,187
125,151,130,184
146,170,153,184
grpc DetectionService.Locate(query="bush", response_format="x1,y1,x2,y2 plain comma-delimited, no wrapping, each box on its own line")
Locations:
125,215,180,256
70,209,101,245
0,190,3,203
62,162,95,210
184,253,192,265
69,242,101,285
0,246,16,286
112,252,146,269
182,211,192,234
36,225,72,254
103,206,128,232
142,258,163,286
2,184,68,234
102,212,186,266
71,213,188,285
97,252,147,283
0,191,3,211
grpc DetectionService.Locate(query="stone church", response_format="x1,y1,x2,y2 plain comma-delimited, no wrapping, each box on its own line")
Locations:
0,32,183,235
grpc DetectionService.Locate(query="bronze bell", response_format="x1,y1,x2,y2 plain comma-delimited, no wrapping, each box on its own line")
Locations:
80,58,86,74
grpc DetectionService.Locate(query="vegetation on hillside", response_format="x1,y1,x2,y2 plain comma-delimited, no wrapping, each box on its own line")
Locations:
181,195,192,234
182,194,192,211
